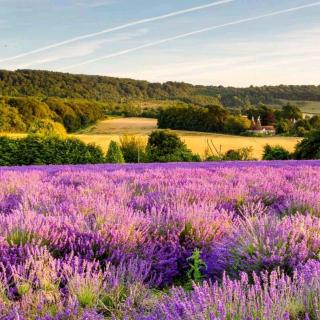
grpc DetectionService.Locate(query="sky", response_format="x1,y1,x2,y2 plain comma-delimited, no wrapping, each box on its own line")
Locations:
0,0,320,86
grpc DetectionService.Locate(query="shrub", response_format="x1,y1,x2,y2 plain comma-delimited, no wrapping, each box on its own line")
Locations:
0,136,105,165
263,144,291,160
206,146,254,161
120,135,146,163
294,130,320,159
224,147,253,161
106,141,125,163
146,130,200,162
221,210,320,275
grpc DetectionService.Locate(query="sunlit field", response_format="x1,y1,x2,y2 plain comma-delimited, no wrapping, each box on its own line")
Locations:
74,117,300,159
0,161,320,318
1,117,301,159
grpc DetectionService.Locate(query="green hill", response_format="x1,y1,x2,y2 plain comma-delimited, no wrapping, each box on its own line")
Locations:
1,69,320,107
1,69,320,134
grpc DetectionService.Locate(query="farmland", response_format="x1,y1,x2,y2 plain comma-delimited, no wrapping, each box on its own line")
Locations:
74,117,300,159
2,117,301,159
0,161,320,319
275,99,320,115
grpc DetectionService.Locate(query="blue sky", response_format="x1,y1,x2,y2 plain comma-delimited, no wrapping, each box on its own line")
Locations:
0,0,319,86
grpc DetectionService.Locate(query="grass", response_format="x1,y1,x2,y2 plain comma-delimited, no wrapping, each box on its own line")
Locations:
1,117,301,159
275,100,320,115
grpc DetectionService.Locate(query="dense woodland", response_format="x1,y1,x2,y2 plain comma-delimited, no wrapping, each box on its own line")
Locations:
0,96,104,132
1,69,320,106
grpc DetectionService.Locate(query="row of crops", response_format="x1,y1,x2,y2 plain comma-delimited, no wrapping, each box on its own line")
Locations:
0,161,320,319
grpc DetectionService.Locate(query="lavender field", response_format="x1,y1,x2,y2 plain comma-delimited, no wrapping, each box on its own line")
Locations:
1,161,320,319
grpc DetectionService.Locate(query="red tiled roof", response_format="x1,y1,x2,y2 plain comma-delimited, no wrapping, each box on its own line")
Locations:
262,126,275,130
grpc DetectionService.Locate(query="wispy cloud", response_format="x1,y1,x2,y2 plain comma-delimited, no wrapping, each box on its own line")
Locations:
0,0,233,64
6,29,148,70
60,1,320,71
116,27,320,86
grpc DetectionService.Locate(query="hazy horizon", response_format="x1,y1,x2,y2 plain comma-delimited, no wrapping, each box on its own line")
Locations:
1,0,320,86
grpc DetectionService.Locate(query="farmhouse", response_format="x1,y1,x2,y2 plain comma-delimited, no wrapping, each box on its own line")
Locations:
246,116,276,136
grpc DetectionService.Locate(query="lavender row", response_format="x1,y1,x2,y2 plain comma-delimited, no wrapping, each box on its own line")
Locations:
0,162,319,318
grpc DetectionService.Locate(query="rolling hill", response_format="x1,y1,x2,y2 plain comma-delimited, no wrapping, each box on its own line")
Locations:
1,69,320,108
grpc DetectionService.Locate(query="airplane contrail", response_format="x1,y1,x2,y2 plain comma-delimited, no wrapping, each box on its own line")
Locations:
0,0,233,63
61,1,320,71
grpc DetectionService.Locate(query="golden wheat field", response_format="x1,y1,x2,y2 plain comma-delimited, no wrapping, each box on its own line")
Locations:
2,117,301,159
74,117,300,159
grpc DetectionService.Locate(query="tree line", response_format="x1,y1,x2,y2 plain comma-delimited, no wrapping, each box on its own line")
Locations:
0,130,200,166
158,103,320,136
1,69,320,107
158,104,251,135
1,128,320,166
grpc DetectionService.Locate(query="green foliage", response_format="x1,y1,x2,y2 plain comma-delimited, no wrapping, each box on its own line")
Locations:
276,114,320,137
187,249,206,284
7,229,36,246
292,119,312,137
28,119,67,137
0,136,105,166
246,104,275,125
1,70,319,138
206,143,254,161
309,115,320,129
294,130,320,159
1,70,320,108
158,104,229,133
223,147,254,161
106,141,125,163
263,144,291,160
146,130,200,162
280,103,303,120
120,135,146,163
224,115,251,134
7,96,55,126
76,287,97,308
0,99,26,132
17,283,30,297
0,95,105,133
275,119,293,134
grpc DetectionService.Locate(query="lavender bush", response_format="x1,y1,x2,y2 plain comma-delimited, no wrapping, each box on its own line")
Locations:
0,161,319,319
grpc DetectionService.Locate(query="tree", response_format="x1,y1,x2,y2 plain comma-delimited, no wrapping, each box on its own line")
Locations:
281,104,303,120
120,135,146,163
245,104,275,125
263,144,291,160
146,130,200,162
294,130,320,159
275,119,292,134
309,115,320,129
224,116,251,134
106,141,125,163
28,119,67,138
0,101,26,132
